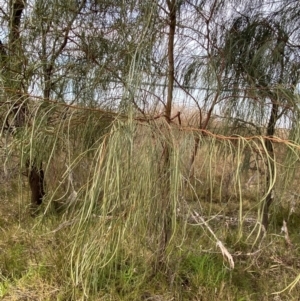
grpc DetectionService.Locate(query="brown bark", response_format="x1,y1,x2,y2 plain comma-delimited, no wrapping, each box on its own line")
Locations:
262,101,278,230
165,0,176,123
157,0,177,271
9,0,26,127
28,164,45,206
188,99,217,178
8,1,45,207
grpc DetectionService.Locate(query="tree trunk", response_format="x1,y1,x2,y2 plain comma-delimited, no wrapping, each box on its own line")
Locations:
28,163,45,206
262,101,278,230
157,0,176,270
8,0,45,208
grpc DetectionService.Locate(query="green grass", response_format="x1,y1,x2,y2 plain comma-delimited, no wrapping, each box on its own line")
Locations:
1,119,300,301
1,205,300,300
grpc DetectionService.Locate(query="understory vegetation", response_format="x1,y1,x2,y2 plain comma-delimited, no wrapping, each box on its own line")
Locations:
1,0,300,300
1,116,300,300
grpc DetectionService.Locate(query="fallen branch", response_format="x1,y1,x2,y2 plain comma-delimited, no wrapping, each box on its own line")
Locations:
191,210,235,269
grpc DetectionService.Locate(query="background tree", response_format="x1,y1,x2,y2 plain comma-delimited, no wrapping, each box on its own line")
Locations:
217,13,300,229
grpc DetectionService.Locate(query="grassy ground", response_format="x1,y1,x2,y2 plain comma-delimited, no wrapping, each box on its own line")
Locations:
1,122,300,300
1,180,300,300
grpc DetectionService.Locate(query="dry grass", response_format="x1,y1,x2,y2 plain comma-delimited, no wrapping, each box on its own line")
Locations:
1,108,300,301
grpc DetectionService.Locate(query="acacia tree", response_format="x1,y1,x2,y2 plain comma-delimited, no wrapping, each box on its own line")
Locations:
179,0,229,177
170,0,300,230
217,13,300,229
0,0,160,207
2,0,300,296
0,0,46,207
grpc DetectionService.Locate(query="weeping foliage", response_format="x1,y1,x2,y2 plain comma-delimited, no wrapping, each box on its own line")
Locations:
2,0,300,299
219,17,289,125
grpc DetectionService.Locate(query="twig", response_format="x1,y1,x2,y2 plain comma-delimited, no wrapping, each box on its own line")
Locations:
191,210,235,269
281,220,292,248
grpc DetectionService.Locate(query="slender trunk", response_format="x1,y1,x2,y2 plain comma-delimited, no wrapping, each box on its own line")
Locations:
158,0,176,270
28,162,45,206
9,0,26,127
165,0,176,123
262,101,278,230
9,0,45,208
188,102,215,178
44,65,53,100
189,135,201,178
